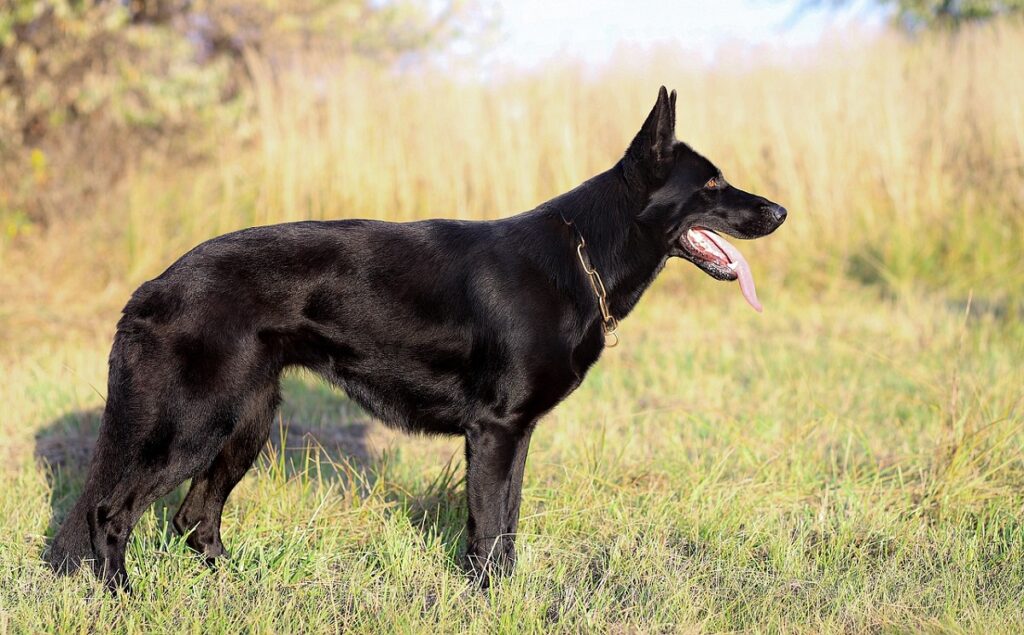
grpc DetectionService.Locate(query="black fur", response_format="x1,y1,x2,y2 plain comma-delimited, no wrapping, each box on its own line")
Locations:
47,86,786,591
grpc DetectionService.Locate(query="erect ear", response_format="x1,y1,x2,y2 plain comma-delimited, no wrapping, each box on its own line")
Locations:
669,89,677,130
625,86,677,182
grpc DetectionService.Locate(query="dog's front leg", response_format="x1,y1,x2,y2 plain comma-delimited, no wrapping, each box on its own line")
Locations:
463,424,533,588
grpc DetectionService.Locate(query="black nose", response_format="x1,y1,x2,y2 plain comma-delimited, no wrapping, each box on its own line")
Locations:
765,204,787,224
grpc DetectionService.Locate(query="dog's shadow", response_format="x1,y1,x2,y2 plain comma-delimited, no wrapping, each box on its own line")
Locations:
34,374,467,566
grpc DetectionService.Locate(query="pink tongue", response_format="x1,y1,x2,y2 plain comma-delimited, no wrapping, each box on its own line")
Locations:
700,230,763,313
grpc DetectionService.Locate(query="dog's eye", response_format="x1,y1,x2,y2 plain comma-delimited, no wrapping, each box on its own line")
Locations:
704,177,723,189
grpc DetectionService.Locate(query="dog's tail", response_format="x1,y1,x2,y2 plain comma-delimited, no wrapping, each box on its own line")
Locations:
45,405,126,575
46,340,131,575
46,489,95,575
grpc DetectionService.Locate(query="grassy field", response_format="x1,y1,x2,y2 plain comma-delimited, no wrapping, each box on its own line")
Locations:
1,20,1023,634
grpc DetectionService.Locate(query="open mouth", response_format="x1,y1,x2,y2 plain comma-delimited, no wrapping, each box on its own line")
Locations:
680,227,762,312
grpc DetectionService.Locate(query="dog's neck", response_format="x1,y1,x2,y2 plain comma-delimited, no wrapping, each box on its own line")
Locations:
543,162,671,325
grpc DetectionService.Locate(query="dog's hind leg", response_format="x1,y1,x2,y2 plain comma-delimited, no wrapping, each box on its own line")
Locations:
173,382,279,562
84,401,242,591
464,423,534,587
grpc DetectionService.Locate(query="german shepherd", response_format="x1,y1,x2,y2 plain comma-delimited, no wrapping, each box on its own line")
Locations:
48,86,786,591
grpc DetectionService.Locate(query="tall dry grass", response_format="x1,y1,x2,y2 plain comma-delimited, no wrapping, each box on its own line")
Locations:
242,25,1024,296
2,22,1023,346
3,22,1023,632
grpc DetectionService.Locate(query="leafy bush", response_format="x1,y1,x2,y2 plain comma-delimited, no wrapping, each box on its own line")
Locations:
0,1,237,229
0,0,487,230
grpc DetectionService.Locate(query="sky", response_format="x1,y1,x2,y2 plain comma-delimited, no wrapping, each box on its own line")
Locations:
485,0,886,68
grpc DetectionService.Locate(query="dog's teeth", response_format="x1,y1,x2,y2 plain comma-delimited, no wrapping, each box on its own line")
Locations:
727,262,738,270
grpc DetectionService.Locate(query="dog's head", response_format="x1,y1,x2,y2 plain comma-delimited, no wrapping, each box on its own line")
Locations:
625,86,787,312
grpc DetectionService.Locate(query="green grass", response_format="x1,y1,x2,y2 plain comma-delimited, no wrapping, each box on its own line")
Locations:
2,272,1022,633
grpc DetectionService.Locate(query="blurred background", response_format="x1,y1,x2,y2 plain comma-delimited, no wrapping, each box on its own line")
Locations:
1,0,1022,346
2,2,1024,630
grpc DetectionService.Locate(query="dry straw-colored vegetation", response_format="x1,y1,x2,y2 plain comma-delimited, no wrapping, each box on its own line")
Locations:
3,21,1024,342
1,17,1023,634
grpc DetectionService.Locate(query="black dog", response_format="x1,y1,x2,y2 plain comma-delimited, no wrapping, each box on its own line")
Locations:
48,87,786,591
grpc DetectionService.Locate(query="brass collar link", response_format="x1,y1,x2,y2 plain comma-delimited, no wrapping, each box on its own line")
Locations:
571,231,620,348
